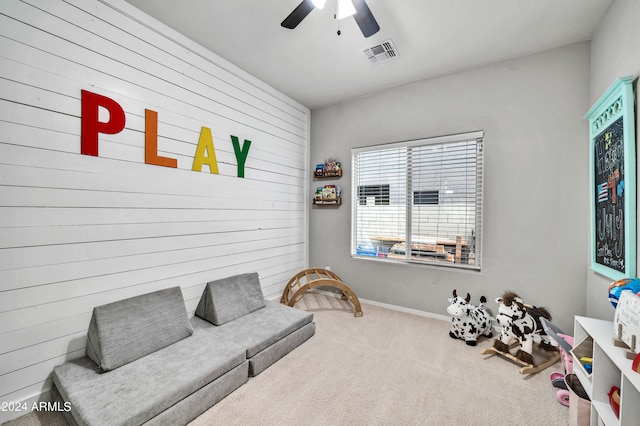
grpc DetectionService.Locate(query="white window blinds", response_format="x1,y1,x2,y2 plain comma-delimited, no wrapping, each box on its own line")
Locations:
351,131,483,270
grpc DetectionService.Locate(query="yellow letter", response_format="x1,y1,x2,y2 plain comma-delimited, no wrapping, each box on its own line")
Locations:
192,126,219,174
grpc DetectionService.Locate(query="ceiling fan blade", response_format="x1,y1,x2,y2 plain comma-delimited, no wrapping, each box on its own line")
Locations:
352,0,380,37
281,0,316,29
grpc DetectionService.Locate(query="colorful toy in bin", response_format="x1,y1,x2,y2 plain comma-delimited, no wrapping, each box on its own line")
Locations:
579,357,593,374
608,386,621,419
608,278,640,308
633,352,640,374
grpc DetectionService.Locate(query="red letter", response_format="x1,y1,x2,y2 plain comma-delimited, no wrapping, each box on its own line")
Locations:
81,90,125,156
145,109,177,168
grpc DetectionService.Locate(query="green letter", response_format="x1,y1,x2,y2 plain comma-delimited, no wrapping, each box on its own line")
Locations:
231,135,251,178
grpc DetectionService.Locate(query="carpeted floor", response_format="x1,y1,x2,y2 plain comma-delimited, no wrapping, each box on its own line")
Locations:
5,292,569,425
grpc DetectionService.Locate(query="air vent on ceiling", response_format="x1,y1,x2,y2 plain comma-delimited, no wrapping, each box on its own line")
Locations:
362,39,398,66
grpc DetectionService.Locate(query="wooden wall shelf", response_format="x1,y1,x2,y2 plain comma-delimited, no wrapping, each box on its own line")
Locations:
314,169,342,178
313,197,342,206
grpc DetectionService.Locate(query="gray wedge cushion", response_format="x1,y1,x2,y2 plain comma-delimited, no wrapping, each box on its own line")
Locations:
86,286,193,372
53,328,247,426
195,272,266,325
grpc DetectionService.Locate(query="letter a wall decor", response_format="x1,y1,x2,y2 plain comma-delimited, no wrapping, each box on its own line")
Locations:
585,76,636,280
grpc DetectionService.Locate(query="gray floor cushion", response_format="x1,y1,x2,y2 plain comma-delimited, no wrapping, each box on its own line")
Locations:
193,301,313,358
142,361,248,426
53,328,246,426
192,301,315,375
246,321,315,376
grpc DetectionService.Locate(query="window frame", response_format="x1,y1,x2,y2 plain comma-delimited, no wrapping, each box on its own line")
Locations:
350,131,484,271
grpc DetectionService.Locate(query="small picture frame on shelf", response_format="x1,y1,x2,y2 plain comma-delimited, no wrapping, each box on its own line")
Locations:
313,184,341,205
322,185,337,200
613,291,640,356
314,158,343,178
324,158,340,172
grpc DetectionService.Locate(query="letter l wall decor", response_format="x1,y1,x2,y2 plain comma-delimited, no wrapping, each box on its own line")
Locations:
585,76,636,280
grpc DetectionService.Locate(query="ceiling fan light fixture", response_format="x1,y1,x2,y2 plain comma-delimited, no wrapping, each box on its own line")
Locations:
281,0,379,37
311,0,326,9
336,0,356,19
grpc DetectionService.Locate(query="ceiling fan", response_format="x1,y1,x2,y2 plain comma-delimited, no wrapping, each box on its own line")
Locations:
281,0,380,38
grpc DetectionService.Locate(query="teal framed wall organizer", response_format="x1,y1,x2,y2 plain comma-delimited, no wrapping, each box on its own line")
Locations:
585,76,637,280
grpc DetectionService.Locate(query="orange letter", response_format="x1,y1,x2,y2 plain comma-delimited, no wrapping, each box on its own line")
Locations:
145,109,177,168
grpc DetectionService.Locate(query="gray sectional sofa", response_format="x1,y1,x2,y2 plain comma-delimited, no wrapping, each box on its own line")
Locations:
52,273,314,426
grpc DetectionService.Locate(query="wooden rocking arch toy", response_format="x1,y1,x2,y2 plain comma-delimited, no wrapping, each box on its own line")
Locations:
281,268,363,317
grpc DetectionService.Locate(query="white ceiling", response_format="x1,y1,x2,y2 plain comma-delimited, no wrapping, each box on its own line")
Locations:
124,0,613,110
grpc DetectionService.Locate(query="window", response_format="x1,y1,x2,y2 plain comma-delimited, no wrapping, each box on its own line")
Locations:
351,131,483,270
357,185,390,205
413,190,439,205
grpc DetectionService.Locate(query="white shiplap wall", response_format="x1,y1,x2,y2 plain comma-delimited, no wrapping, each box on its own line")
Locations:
0,0,309,420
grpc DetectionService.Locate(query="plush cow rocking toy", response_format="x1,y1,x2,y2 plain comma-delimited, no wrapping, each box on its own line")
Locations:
447,289,493,346
481,291,559,374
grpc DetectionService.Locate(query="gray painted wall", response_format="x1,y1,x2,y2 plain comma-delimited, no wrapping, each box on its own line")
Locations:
309,42,591,333
587,0,640,321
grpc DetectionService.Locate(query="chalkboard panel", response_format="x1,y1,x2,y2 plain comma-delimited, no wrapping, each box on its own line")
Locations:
586,76,636,280
593,116,625,272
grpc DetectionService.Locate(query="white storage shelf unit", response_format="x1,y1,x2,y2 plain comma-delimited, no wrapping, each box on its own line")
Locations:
573,316,640,425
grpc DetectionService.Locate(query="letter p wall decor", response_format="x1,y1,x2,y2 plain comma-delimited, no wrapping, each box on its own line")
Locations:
585,76,637,280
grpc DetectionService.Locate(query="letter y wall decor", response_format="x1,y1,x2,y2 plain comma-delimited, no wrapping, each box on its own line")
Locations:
585,76,637,280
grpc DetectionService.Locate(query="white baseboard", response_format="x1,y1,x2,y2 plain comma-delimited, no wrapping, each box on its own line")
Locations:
274,289,502,336
308,290,506,336
307,289,450,322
